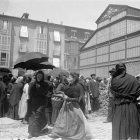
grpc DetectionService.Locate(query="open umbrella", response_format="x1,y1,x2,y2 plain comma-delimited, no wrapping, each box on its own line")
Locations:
14,52,49,70
48,68,69,78
0,68,11,73
32,61,56,71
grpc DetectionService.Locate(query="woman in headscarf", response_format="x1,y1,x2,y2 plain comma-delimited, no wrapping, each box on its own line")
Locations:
50,72,92,140
27,70,49,139
18,76,31,124
51,72,69,126
9,76,24,120
0,76,7,118
111,62,140,140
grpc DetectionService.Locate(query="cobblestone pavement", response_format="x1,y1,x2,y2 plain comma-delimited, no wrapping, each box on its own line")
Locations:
0,115,112,140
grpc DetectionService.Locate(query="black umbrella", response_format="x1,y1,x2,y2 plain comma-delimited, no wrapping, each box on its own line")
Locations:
0,68,11,73
32,62,56,71
14,52,49,70
48,68,69,78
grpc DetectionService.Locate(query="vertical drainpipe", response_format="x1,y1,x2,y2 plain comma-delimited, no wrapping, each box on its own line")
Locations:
95,33,98,75
47,23,50,63
125,18,127,62
108,17,111,78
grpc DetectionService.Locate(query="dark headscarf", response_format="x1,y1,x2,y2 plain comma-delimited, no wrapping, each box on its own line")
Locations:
35,70,44,84
112,62,126,78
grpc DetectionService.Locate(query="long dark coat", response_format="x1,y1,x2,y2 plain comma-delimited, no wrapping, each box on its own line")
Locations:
0,81,7,117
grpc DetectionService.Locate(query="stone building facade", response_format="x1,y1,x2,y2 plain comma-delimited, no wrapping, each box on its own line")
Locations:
64,26,93,73
80,4,140,78
0,13,65,76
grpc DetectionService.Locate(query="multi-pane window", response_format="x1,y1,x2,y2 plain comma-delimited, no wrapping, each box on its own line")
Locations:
110,20,126,39
80,49,96,66
111,11,126,22
70,42,79,55
98,19,110,28
0,35,10,50
0,20,11,35
127,20,140,34
96,45,109,63
0,51,9,67
69,56,78,69
97,27,109,44
110,41,125,61
96,66,109,78
127,36,140,59
36,40,47,54
37,26,47,39
71,30,77,38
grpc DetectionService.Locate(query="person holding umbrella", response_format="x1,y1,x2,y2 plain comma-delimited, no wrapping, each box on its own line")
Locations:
27,70,49,139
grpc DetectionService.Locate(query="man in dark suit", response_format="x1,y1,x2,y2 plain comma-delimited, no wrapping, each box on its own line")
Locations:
88,74,100,112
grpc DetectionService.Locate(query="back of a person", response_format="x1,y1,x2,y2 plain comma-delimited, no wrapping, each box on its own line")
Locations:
112,73,139,96
111,62,140,140
89,79,99,98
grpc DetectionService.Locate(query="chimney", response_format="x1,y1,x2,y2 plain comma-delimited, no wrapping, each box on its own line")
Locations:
47,19,49,23
21,13,29,19
61,21,63,25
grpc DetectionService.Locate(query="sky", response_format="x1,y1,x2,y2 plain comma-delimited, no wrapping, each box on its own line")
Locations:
0,0,140,30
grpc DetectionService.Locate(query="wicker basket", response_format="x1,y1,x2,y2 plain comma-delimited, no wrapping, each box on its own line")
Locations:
51,96,64,110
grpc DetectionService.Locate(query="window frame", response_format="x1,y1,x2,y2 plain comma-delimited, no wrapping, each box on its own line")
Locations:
3,20,8,30
85,32,90,40
71,30,77,38
0,51,10,67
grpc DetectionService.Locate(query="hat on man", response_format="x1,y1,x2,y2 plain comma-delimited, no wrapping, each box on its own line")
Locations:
109,68,116,73
90,74,96,77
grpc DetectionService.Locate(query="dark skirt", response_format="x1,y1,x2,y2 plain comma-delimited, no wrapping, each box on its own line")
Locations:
28,106,47,136
0,97,8,118
112,102,140,140
9,102,19,120
45,107,52,126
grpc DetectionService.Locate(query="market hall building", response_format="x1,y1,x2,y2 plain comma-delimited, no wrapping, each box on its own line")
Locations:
79,4,140,78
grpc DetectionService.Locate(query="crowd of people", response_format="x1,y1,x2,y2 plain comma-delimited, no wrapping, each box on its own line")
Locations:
0,62,140,140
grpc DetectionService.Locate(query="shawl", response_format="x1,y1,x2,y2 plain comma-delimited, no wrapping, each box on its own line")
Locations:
0,81,6,103
111,62,140,105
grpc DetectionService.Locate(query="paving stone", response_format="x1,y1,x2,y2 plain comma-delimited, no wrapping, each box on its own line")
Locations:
0,116,112,140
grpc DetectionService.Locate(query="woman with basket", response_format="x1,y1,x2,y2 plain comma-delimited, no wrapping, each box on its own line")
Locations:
49,72,93,140
51,73,69,126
